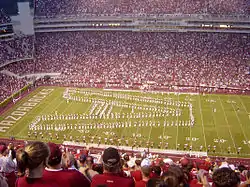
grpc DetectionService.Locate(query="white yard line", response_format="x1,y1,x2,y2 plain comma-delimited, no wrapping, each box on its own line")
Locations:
175,94,179,150
107,96,124,143
162,121,166,149
237,95,250,121
228,95,250,149
217,95,237,152
198,95,207,149
147,126,153,143
208,95,223,152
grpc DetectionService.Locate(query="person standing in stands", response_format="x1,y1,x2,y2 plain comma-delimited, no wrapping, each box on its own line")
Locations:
43,142,90,187
0,143,16,187
78,154,98,181
61,151,91,186
91,147,135,187
135,166,151,187
15,141,59,187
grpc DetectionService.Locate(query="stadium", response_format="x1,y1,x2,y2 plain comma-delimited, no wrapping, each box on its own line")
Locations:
0,0,249,186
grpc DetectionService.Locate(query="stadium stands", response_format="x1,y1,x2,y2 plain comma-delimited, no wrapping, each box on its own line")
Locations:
0,73,27,102
1,138,250,187
0,1,249,186
4,32,249,91
34,0,249,17
0,36,34,66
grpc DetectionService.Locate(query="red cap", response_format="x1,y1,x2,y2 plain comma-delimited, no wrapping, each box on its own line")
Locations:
47,142,62,162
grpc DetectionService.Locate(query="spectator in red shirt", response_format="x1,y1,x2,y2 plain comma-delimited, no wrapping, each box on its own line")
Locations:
91,147,135,187
43,142,90,187
189,169,209,187
135,166,151,187
131,160,142,182
15,141,59,187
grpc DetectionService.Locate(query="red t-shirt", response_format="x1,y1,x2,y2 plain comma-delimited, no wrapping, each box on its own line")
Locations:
16,176,59,187
43,168,90,187
189,179,203,187
91,173,135,187
135,180,147,187
131,170,142,181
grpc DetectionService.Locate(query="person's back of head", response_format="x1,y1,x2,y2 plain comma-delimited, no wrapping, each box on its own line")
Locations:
102,147,121,173
167,165,185,186
152,165,161,177
147,178,168,187
47,142,62,168
16,141,49,177
0,143,8,156
161,171,180,187
212,167,240,187
141,166,151,178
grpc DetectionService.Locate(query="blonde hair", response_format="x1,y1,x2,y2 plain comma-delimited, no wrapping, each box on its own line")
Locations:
16,141,50,177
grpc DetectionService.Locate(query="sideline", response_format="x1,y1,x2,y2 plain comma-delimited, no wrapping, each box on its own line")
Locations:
0,86,38,115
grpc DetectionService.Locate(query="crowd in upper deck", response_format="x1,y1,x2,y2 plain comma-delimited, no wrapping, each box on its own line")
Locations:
34,0,249,17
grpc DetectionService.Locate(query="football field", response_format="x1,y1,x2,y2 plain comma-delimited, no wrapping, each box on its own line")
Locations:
0,86,250,157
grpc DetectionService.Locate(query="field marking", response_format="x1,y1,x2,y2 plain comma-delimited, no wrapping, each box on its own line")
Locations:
72,93,98,141
237,95,250,120
161,120,166,149
198,94,207,149
207,95,223,152
11,88,57,137
228,95,250,149
147,126,153,143
175,94,179,150
217,95,237,152
33,89,73,140
108,98,124,145
58,98,82,141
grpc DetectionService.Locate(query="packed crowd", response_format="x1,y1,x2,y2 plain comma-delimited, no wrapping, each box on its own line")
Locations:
0,73,27,102
34,0,249,17
4,31,249,91
0,36,34,65
1,140,250,187
0,9,11,25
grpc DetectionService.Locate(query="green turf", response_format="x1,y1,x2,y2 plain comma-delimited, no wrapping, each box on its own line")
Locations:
0,86,250,157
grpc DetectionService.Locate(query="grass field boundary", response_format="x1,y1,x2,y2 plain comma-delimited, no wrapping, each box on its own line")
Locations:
0,84,35,115
62,141,208,157
103,88,199,95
